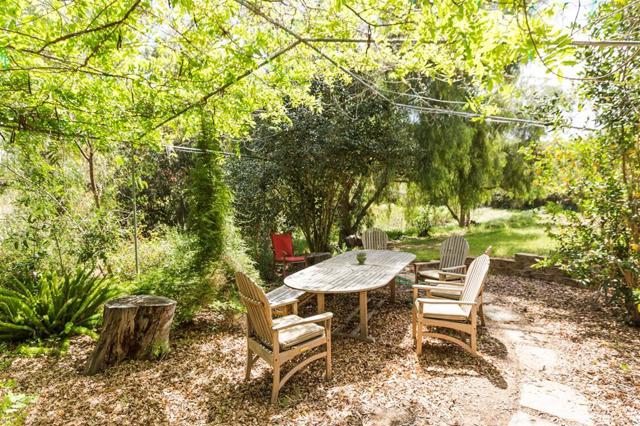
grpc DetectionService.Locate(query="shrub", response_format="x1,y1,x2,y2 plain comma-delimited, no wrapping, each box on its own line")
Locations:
0,379,35,425
0,269,116,341
129,221,256,325
411,208,433,237
130,231,211,325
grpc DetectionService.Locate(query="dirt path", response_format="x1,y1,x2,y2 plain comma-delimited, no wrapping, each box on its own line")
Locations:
2,276,639,425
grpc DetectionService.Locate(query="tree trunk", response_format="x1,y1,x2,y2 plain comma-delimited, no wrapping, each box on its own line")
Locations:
84,295,177,375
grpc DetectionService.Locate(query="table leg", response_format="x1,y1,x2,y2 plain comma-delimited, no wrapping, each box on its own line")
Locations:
359,291,368,338
317,293,325,313
389,278,396,304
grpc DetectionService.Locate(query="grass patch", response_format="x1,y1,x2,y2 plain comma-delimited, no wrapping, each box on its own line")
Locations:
392,210,554,261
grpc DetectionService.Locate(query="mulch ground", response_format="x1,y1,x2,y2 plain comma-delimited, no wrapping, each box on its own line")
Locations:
2,275,639,425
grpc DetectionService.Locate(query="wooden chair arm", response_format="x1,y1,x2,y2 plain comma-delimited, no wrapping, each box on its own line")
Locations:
439,272,466,278
440,265,467,273
269,298,299,309
416,279,463,287
413,260,440,270
415,284,464,292
413,282,464,300
272,312,334,331
416,298,476,306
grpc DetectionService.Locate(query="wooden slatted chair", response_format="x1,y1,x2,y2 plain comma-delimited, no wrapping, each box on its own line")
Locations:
413,236,469,283
271,232,306,277
411,254,490,356
415,246,493,326
362,228,389,250
235,272,333,404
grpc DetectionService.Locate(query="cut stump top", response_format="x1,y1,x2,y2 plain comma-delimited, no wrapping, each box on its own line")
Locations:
106,295,176,309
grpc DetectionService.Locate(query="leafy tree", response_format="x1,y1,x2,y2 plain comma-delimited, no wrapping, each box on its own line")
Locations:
496,127,545,207
188,114,230,265
230,80,413,254
117,151,194,234
539,0,640,324
412,82,504,227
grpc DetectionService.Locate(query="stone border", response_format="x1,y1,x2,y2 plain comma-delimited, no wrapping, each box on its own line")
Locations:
465,253,578,286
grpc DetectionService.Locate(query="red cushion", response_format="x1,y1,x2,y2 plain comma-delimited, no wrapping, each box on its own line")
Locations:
284,256,305,263
271,233,294,259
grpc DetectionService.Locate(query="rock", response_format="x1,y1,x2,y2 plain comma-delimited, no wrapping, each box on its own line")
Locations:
508,411,556,426
520,381,592,425
484,305,522,323
515,345,559,371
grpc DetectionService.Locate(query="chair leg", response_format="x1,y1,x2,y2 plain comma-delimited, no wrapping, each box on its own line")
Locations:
411,305,416,340
291,302,298,315
271,361,281,404
389,278,396,304
478,295,486,326
245,348,254,381
470,309,478,355
416,316,423,356
325,326,332,380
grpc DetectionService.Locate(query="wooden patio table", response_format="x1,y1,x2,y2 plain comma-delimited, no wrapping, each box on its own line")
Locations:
284,250,416,342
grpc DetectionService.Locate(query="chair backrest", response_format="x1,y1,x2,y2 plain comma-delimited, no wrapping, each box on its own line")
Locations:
484,246,493,256
440,236,469,271
362,228,389,250
271,233,294,260
235,272,273,346
459,254,490,314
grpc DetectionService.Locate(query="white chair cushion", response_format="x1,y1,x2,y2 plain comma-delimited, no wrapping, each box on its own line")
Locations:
416,300,469,321
429,288,463,299
272,315,325,349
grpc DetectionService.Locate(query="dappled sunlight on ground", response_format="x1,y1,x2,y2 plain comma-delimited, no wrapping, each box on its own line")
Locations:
1,276,638,425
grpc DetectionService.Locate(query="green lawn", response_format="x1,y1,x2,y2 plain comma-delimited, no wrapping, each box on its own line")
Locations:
389,210,555,261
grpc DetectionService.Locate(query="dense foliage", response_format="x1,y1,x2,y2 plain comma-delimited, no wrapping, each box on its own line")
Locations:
0,269,116,341
539,0,640,324
412,82,505,227
188,116,231,265
230,80,414,258
0,0,572,342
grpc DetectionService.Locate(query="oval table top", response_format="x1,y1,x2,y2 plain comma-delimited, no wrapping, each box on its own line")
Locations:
284,250,416,294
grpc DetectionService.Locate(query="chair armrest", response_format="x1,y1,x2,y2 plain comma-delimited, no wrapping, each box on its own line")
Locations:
413,282,463,300
417,279,464,287
439,272,466,278
415,284,464,292
269,298,299,309
440,265,466,273
414,260,440,269
416,298,476,306
272,312,334,331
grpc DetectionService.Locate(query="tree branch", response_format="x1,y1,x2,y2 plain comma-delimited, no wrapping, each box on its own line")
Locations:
38,0,142,53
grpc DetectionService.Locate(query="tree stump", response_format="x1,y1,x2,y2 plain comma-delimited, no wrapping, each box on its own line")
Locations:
84,295,177,375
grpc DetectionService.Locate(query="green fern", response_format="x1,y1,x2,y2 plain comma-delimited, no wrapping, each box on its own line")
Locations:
0,269,117,341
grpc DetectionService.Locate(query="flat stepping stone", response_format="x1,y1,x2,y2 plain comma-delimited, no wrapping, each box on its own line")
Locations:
502,329,526,343
520,381,592,425
484,305,522,323
365,407,412,425
515,345,558,371
509,411,557,426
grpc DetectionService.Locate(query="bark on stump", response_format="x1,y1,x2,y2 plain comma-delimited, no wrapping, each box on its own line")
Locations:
84,295,177,375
